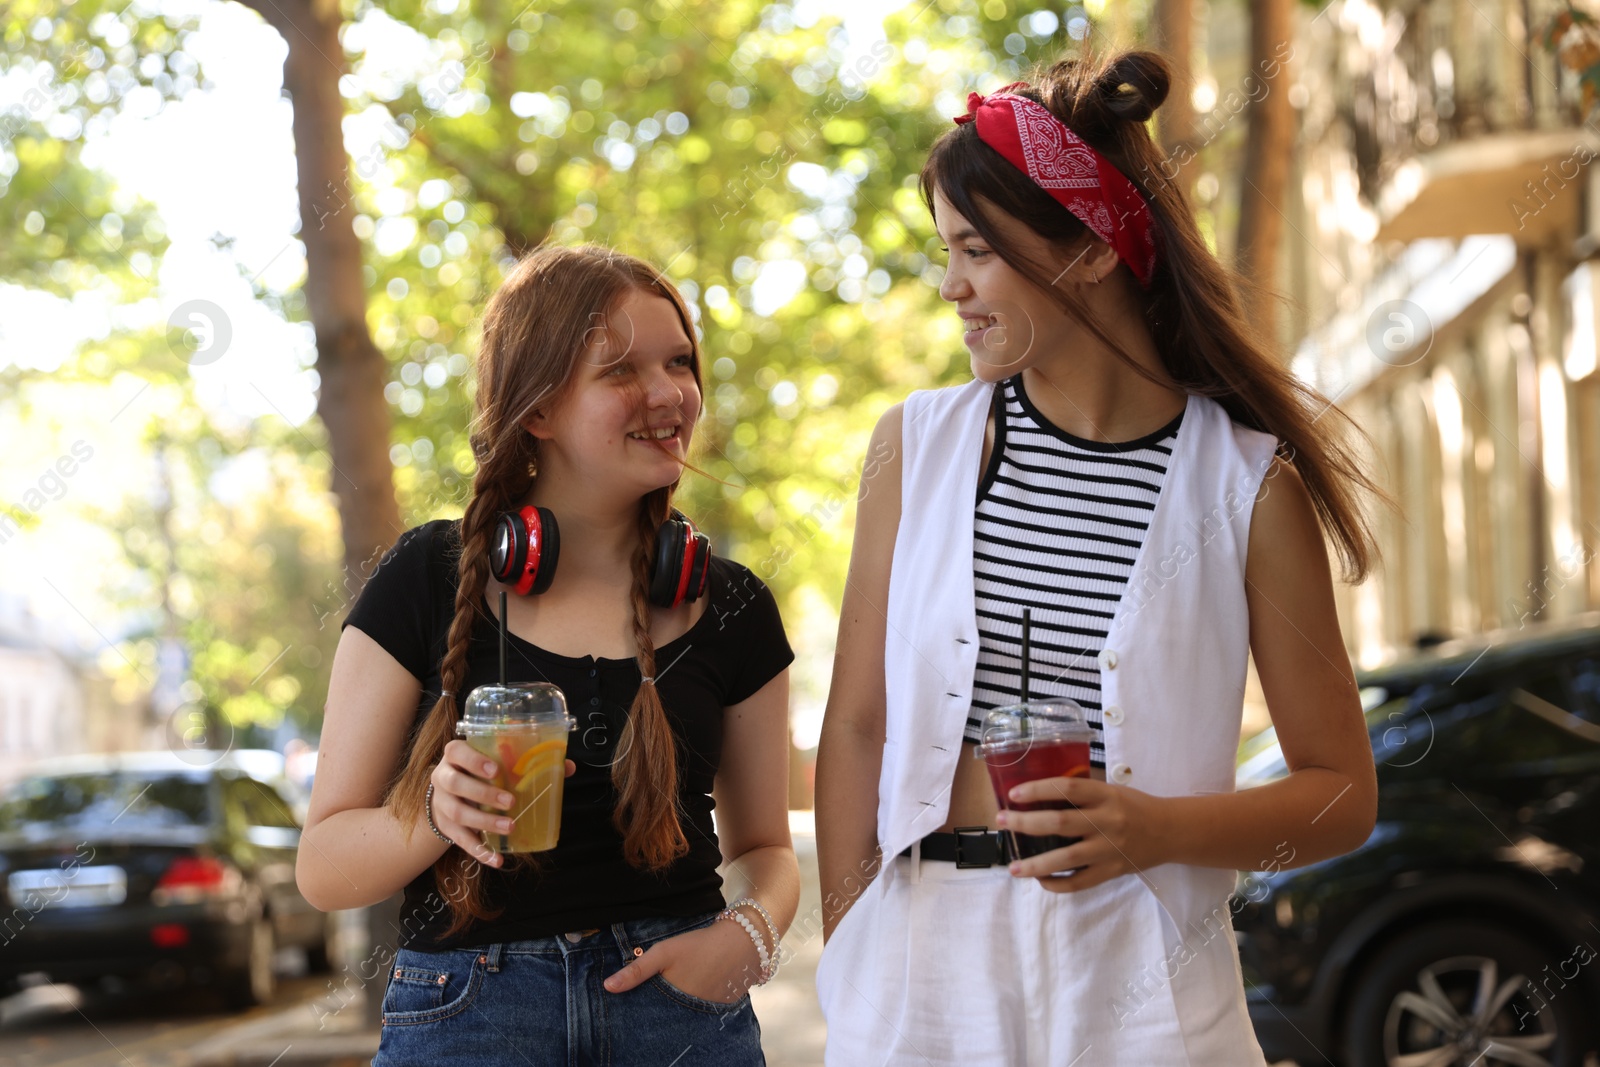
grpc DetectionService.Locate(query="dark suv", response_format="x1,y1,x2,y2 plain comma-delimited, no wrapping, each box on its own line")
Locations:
0,750,337,1008
1234,614,1600,1066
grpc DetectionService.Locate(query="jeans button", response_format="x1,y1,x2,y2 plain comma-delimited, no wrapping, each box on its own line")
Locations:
564,931,583,943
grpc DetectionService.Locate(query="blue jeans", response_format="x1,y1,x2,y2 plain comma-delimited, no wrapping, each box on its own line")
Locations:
371,909,766,1067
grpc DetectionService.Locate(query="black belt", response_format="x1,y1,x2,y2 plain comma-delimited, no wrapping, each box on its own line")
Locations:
897,826,1015,869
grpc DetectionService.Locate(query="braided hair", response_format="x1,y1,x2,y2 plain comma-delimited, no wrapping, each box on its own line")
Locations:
387,245,701,936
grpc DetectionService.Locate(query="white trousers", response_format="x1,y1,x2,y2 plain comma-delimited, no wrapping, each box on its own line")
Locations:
815,852,1269,1067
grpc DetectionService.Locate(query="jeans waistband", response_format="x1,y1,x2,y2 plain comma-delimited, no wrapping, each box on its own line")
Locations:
456,910,722,959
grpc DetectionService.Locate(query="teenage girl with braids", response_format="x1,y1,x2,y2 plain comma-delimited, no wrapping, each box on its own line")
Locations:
298,246,798,1065
814,51,1382,1064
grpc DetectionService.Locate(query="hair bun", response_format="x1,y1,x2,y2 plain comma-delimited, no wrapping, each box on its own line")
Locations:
1039,51,1171,137
1094,52,1170,124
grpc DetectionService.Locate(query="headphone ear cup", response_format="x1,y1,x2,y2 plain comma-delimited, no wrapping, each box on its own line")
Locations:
528,507,560,594
684,532,712,603
649,516,688,608
488,512,526,584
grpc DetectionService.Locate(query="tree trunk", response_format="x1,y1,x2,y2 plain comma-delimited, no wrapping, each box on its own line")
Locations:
1151,0,1198,206
1235,0,1295,350
238,0,401,589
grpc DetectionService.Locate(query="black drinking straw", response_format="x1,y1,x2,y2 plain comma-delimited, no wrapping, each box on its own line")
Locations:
1019,609,1032,740
1019,608,1032,703
498,590,508,685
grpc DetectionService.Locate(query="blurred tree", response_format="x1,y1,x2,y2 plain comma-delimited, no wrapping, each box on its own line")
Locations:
1235,0,1293,347
1150,0,1197,203
235,0,403,588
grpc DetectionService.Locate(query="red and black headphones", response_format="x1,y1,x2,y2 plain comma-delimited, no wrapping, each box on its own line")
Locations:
487,506,713,609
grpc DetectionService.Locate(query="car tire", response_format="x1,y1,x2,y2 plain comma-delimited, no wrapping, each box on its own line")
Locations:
1341,920,1594,1067
305,911,341,975
222,914,277,1010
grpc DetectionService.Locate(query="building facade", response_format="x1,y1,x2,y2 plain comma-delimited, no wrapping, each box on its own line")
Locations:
0,610,140,786
1279,0,1600,665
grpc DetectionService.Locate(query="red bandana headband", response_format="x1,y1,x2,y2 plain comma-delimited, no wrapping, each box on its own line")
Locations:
955,85,1157,288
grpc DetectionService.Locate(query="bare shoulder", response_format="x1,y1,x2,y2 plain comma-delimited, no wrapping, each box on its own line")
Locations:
1248,454,1324,572
308,625,423,828
1245,453,1351,690
844,402,904,599
864,403,904,481
857,402,904,517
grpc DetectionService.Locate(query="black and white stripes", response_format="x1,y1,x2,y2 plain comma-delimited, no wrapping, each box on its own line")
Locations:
966,376,1182,768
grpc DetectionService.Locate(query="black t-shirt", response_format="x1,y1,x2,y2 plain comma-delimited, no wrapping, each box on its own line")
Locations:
342,519,793,950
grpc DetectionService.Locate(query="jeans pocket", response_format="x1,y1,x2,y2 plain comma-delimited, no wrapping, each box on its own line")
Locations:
381,948,486,1026
621,912,751,1015
648,971,750,1015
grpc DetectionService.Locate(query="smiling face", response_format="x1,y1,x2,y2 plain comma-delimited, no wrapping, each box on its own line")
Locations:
933,187,1103,383
525,286,702,501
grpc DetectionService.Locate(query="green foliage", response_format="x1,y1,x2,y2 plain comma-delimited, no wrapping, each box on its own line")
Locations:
1,0,198,300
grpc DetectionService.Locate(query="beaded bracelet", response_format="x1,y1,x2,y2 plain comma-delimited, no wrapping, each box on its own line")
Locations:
423,783,453,845
727,896,783,967
718,907,775,985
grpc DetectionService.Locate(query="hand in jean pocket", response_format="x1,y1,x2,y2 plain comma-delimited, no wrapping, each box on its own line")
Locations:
602,918,764,1004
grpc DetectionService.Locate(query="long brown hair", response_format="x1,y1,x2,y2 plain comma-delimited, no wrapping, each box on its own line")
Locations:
388,245,702,937
920,50,1383,581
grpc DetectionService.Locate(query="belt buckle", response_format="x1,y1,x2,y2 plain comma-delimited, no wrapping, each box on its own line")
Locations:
952,825,993,869
997,828,1018,865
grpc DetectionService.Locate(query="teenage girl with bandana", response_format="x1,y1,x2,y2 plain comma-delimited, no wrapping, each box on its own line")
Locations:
814,52,1381,1065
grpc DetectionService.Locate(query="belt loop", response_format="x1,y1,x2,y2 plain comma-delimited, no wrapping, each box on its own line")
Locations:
910,836,923,884
480,942,503,972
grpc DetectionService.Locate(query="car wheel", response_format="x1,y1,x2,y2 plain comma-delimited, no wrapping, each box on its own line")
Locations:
1342,920,1592,1067
305,912,341,974
222,914,277,1010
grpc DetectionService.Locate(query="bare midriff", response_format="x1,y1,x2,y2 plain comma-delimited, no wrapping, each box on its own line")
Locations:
935,740,1002,832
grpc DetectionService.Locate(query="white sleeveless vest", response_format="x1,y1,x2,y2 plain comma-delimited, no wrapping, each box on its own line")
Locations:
880,378,1279,937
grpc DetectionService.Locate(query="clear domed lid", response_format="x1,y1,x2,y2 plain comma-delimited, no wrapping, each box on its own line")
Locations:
455,682,572,736
973,699,1090,756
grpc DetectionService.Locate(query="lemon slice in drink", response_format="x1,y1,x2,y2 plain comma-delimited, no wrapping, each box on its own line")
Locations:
512,740,565,776
514,757,563,794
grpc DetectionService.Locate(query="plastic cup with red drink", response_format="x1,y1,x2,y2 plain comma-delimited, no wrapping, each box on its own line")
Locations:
974,700,1092,862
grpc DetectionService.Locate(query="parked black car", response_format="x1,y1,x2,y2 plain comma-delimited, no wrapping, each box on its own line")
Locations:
1235,614,1600,1066
0,750,336,1008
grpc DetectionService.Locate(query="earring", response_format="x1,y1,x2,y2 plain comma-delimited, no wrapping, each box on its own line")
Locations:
1091,268,1098,284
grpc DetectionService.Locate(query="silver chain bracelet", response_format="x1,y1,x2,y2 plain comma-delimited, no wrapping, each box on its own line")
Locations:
424,783,452,845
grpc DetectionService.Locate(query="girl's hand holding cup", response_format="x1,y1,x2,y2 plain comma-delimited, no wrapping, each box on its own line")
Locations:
997,776,1170,893
428,738,576,869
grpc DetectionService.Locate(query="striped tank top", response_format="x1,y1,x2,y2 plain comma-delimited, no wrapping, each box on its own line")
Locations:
966,375,1184,768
